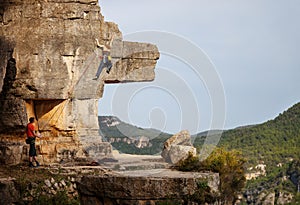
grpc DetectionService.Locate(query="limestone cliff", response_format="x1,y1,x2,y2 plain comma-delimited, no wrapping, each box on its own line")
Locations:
0,0,159,164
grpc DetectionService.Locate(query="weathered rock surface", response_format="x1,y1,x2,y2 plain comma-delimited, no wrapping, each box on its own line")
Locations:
0,1,159,164
257,191,275,205
0,177,20,204
77,169,220,205
245,189,295,205
0,164,107,204
161,130,197,164
277,191,294,205
0,162,221,205
100,153,170,171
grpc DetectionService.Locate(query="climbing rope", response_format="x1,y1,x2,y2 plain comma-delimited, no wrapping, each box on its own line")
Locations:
67,50,100,97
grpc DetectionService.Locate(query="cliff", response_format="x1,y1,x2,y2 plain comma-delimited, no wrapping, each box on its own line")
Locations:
0,0,159,164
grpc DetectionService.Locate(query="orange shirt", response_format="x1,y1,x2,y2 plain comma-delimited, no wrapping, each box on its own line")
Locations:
26,123,35,138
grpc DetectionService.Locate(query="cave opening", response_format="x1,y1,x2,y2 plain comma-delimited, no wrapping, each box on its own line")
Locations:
25,99,66,131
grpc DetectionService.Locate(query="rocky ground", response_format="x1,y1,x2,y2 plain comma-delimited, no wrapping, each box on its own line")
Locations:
0,162,109,204
0,153,221,205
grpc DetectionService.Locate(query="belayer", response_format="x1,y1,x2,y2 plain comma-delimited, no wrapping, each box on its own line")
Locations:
26,117,42,168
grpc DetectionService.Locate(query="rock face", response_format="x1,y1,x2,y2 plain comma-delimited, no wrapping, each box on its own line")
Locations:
0,164,221,205
0,0,159,164
161,130,197,164
257,191,275,205
245,189,295,205
0,177,20,204
77,170,220,205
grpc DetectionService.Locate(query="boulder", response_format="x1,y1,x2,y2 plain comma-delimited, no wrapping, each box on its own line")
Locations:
168,145,197,164
257,191,275,205
0,178,20,204
277,192,293,205
161,130,197,164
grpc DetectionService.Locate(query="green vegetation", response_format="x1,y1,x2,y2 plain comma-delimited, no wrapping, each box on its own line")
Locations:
1,165,80,205
176,148,246,204
193,102,300,201
99,116,165,139
110,133,171,155
222,102,299,168
99,102,300,202
99,116,172,155
30,190,79,205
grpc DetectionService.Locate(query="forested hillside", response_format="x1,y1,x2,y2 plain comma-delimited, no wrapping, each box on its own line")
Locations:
194,103,299,166
194,102,300,203
220,102,299,166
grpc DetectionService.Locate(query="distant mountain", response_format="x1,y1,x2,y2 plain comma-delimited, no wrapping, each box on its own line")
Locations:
100,101,300,162
99,116,168,139
98,116,172,154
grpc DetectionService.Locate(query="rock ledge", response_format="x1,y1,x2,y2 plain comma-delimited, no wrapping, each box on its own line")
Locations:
78,169,220,205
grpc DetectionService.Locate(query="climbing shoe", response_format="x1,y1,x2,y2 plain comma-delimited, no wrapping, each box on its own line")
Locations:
29,162,35,168
36,161,40,167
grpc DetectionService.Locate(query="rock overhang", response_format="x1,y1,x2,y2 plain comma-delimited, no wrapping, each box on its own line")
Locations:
0,0,160,164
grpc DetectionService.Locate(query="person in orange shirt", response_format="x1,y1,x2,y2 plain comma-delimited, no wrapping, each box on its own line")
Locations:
26,117,42,167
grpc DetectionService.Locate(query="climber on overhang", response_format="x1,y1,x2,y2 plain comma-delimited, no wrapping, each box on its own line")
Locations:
93,34,115,80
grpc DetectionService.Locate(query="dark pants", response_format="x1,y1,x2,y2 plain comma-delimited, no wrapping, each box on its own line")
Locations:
95,55,112,78
28,138,37,157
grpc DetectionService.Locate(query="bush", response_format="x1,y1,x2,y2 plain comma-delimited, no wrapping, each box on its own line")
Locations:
32,191,80,205
176,147,247,204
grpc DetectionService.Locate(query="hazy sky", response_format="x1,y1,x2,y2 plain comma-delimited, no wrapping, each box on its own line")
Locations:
98,0,300,134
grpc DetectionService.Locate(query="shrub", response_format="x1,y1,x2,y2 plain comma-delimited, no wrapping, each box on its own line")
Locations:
176,147,247,204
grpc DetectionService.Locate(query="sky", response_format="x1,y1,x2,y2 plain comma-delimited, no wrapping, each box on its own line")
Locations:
98,0,300,135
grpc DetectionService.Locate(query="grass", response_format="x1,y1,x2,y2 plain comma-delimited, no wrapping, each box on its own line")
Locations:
0,164,80,205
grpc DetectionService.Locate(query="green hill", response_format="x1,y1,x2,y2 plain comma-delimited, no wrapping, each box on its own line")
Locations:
98,116,172,154
194,102,300,202
221,103,298,165
194,102,299,165
99,116,163,139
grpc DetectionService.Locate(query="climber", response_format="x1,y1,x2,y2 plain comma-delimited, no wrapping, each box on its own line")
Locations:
93,34,115,80
26,117,42,168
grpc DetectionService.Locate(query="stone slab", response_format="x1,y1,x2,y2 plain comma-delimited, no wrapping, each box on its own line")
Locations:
77,169,220,204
